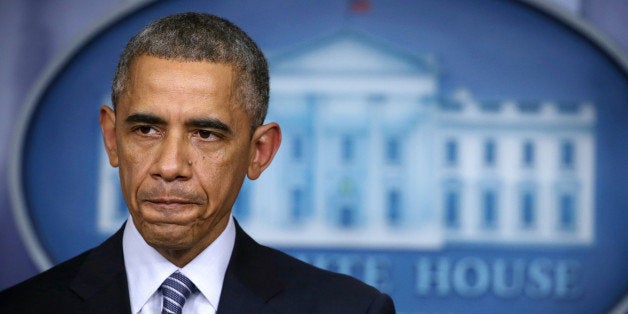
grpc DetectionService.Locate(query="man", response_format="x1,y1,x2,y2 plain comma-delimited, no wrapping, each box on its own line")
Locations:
0,12,395,313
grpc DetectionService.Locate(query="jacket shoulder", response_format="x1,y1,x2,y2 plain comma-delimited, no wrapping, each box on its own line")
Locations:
265,246,395,313
0,249,92,310
229,222,395,313
0,224,128,312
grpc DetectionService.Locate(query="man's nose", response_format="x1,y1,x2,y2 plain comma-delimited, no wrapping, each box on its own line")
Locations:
152,133,192,181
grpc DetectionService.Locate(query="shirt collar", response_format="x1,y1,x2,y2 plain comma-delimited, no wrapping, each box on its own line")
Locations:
123,216,236,313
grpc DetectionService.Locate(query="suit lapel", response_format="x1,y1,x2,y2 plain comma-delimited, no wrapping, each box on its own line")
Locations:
70,225,131,314
217,221,284,313
64,221,282,313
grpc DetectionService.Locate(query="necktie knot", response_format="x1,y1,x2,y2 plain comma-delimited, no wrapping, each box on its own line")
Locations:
160,271,198,314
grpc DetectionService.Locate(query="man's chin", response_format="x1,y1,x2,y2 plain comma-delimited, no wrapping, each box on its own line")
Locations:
140,223,194,250
146,235,193,252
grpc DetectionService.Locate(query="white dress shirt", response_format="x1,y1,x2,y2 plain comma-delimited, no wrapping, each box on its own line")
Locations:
122,216,236,314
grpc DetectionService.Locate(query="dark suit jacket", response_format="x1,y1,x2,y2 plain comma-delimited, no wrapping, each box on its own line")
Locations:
0,222,395,313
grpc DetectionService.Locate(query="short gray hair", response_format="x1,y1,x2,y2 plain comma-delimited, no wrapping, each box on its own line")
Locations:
111,12,269,127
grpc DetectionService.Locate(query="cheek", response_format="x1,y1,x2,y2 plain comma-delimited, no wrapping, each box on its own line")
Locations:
118,145,152,193
195,148,250,199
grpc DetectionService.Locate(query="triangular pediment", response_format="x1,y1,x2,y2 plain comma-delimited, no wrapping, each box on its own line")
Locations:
270,31,434,76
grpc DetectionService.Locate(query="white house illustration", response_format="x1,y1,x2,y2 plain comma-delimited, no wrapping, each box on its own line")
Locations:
97,32,596,248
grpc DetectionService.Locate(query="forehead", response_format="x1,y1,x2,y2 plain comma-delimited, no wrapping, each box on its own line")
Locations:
128,55,236,93
120,56,240,109
117,55,252,127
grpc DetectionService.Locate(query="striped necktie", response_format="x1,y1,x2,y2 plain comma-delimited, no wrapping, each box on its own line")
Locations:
160,271,198,314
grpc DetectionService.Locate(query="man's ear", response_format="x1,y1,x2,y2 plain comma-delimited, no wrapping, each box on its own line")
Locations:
247,122,281,180
99,105,119,167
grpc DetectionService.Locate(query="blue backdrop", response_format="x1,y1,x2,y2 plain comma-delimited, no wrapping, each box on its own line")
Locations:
2,1,628,313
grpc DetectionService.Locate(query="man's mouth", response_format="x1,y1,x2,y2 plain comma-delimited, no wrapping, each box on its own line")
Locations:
146,198,197,205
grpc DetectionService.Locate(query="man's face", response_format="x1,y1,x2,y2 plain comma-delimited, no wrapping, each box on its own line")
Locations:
100,55,277,265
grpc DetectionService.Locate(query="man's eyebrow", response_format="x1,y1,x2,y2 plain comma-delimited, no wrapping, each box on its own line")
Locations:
125,113,166,125
187,118,232,134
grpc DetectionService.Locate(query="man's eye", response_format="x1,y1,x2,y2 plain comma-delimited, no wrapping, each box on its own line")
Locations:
134,126,157,135
139,126,152,134
198,130,214,139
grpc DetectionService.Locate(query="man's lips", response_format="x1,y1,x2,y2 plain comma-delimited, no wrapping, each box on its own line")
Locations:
138,188,206,211
145,198,200,205
142,199,204,213
139,189,204,202
141,198,202,220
